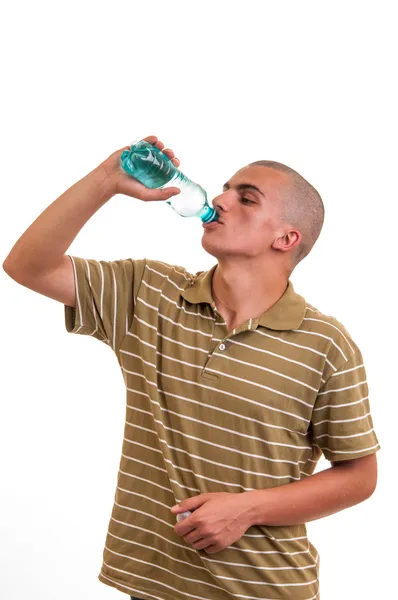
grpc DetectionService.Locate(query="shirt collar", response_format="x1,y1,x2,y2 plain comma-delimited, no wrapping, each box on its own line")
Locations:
180,264,306,331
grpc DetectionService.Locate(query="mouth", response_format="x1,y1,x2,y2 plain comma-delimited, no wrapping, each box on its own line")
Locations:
203,219,223,229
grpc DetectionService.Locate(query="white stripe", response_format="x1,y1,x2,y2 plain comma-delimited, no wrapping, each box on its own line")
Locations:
316,428,374,440
315,412,371,425
134,314,158,331
126,378,310,442
119,468,173,493
120,451,198,493
135,287,337,373
125,434,298,488
125,380,309,441
255,329,338,371
293,329,347,361
116,471,308,544
212,351,320,392
103,554,317,588
245,534,308,542
130,321,324,379
128,331,209,355
145,265,185,292
227,337,324,375
123,345,314,409
137,298,159,312
111,265,117,351
145,260,193,281
69,256,83,333
141,279,215,321
100,570,318,600
313,396,368,411
325,443,380,455
206,365,313,409
107,529,315,573
107,518,312,558
98,260,105,319
143,266,344,385
318,380,367,396
146,262,191,283
122,362,310,424
126,403,310,466
84,259,99,338
137,298,213,337
303,317,355,353
122,434,301,489
331,363,364,377
142,280,165,294
124,416,307,478
157,308,214,336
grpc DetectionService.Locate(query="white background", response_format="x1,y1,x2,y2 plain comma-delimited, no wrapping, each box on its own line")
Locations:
1,1,395,599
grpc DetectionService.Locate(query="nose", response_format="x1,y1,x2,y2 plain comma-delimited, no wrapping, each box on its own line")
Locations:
212,190,233,215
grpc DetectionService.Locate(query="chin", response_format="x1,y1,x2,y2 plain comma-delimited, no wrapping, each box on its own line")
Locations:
201,237,221,258
201,237,233,260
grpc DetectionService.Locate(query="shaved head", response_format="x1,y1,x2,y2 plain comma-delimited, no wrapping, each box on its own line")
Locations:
249,160,325,269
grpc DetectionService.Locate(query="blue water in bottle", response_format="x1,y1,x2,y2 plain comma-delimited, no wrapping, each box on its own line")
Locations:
120,140,218,223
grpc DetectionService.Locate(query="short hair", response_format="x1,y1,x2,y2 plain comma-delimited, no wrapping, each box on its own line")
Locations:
249,160,325,269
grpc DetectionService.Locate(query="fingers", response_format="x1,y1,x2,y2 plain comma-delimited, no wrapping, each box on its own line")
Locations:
143,135,180,168
162,187,181,199
143,186,181,201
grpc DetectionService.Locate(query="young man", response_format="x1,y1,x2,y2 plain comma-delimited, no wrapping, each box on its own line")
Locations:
3,135,380,600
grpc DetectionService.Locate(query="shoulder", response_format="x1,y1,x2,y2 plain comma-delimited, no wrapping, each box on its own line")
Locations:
143,259,194,286
302,301,361,365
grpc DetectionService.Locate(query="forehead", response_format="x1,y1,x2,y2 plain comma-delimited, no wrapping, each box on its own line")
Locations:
229,165,292,192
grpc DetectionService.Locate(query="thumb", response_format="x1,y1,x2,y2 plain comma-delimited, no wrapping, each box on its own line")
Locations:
145,187,181,201
171,495,206,513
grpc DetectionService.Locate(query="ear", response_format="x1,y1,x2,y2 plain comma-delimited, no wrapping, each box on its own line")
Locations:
272,229,301,253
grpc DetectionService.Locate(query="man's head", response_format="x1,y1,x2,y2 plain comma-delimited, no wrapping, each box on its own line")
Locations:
201,160,324,275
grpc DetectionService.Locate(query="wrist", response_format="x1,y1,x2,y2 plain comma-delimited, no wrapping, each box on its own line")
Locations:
243,489,270,527
91,164,117,201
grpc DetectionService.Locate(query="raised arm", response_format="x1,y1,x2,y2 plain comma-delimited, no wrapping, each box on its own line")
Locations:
3,135,180,307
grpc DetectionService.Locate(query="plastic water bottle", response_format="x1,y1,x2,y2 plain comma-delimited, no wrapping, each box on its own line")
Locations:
120,140,218,223
176,510,192,523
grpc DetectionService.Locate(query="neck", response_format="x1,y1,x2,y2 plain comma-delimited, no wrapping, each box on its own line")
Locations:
212,257,290,325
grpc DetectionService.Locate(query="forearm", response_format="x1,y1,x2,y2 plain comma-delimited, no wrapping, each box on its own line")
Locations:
246,461,376,527
3,166,114,277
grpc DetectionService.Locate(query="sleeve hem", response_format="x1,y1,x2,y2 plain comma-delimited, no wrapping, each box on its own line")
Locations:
325,444,381,463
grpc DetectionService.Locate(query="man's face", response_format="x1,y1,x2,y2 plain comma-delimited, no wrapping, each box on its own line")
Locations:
201,165,291,260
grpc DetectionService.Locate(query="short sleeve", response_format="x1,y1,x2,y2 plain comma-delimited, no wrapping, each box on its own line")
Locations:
64,255,146,356
311,349,381,462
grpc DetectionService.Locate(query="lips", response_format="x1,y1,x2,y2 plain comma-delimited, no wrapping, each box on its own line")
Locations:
203,220,223,228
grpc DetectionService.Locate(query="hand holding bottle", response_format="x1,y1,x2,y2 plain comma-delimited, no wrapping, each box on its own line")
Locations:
99,135,181,201
120,138,218,223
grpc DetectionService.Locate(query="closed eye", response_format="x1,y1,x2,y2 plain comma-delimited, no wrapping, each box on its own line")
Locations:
241,198,254,205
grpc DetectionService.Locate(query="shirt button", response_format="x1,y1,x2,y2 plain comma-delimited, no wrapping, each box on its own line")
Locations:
219,343,226,351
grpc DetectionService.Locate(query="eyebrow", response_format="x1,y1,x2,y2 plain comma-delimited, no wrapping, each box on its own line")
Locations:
223,181,265,197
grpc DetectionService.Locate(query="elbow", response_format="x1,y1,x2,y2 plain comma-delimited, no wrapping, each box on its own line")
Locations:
3,254,30,284
3,257,22,283
364,455,378,499
3,257,15,278
364,473,378,500
333,452,378,502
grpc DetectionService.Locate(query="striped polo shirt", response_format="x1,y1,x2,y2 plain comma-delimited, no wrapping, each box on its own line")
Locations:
65,256,380,600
